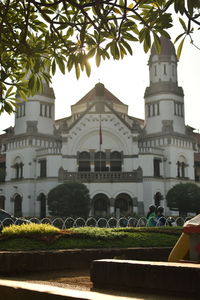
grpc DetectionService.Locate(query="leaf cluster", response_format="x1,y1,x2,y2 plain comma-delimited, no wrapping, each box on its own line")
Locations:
1,0,200,113
47,182,90,218
166,183,200,213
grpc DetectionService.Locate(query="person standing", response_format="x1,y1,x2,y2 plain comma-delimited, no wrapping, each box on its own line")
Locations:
146,205,156,227
156,206,166,226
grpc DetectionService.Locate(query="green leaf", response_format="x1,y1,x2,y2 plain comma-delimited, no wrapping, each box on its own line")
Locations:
52,59,56,76
144,29,151,49
174,33,185,44
143,39,149,53
139,28,146,43
119,43,127,59
179,18,187,32
18,90,27,101
67,57,74,72
153,33,161,54
95,50,101,67
56,57,65,74
75,63,80,79
176,37,185,60
85,60,91,77
28,75,36,92
121,39,133,55
87,48,96,58
113,7,121,14
122,32,138,42
5,86,14,98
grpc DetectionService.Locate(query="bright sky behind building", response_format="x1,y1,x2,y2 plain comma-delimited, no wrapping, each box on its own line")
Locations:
0,34,200,134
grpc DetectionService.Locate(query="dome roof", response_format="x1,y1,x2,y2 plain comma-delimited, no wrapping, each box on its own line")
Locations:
151,36,176,56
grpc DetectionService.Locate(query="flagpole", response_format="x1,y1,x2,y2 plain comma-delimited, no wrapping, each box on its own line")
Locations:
99,114,102,172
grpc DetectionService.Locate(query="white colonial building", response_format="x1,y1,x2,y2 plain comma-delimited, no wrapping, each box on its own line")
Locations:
0,37,197,218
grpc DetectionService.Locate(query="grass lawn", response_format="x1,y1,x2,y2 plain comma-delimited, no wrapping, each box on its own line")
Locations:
0,224,182,251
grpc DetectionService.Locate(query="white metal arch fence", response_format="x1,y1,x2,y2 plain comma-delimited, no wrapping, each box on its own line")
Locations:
0,216,190,230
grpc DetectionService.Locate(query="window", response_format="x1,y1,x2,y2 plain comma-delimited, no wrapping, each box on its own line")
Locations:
0,162,6,182
13,157,23,179
14,194,22,217
94,151,107,172
93,194,109,217
78,152,90,171
163,64,167,75
38,193,46,218
152,104,155,116
40,104,52,118
16,103,25,118
154,65,157,76
40,104,43,116
177,156,187,178
39,159,47,178
174,102,184,117
44,105,47,117
115,193,132,216
157,103,160,115
110,151,122,171
154,158,161,177
147,103,160,117
0,196,5,210
147,104,151,117
172,65,175,76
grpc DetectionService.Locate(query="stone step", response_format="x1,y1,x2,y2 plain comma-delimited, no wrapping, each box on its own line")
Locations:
91,259,200,297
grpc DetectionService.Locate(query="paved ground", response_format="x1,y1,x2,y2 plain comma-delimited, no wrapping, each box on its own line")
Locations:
1,269,92,291
1,269,196,300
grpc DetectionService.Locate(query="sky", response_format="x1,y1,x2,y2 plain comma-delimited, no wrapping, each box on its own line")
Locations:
0,32,200,134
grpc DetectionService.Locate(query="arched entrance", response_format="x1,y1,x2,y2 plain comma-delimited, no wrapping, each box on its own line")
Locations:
115,193,133,217
38,193,46,218
14,194,22,217
0,195,5,210
93,194,109,217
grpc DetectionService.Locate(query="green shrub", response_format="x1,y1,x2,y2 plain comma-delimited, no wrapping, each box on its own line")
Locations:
2,223,60,236
0,226,182,251
71,227,127,240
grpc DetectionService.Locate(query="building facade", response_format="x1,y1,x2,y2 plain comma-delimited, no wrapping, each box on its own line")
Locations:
0,37,198,218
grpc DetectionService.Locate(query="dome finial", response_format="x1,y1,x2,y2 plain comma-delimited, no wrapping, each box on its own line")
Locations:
95,82,105,96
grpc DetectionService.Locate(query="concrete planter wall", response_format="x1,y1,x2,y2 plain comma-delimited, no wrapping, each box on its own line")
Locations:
0,247,172,274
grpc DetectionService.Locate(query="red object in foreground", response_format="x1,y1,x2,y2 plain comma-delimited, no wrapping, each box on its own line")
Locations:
183,226,200,234
195,243,200,254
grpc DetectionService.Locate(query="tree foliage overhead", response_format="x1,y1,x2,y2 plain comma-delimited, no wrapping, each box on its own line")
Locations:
1,0,200,114
47,182,90,217
166,183,200,214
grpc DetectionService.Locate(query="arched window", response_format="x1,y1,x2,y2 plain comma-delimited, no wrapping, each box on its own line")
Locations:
13,157,23,179
58,167,65,181
0,195,5,210
93,194,109,217
177,156,187,178
14,194,22,217
110,151,122,171
78,151,90,171
38,193,46,219
94,151,106,172
115,193,133,217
